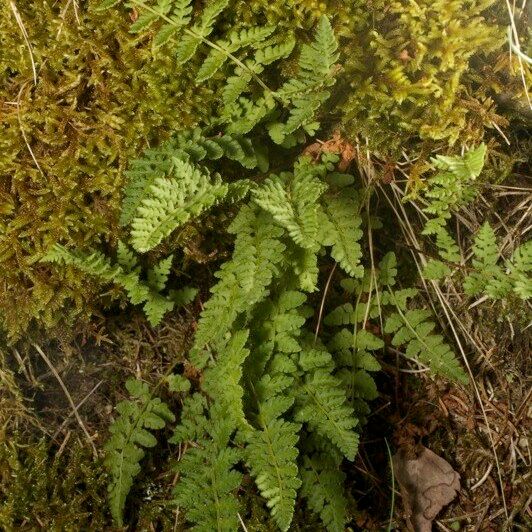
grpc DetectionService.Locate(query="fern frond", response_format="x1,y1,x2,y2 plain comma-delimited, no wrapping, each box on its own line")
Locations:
147,254,173,291
117,240,140,271
130,160,228,252
225,95,274,135
432,143,486,180
322,191,364,277
202,330,251,429
43,244,193,326
245,374,301,532
384,294,468,384
378,251,398,286
196,26,275,82
120,128,262,227
463,222,501,296
294,349,359,460
105,379,175,526
269,16,339,143
509,240,532,299
253,158,328,248
191,207,286,364
172,401,242,532
422,144,486,224
422,259,451,280
300,447,347,532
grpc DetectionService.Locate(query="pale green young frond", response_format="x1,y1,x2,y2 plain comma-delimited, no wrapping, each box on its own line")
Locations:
252,159,328,248
130,161,228,252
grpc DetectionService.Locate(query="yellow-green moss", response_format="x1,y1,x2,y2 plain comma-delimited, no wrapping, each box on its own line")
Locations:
0,0,215,338
337,0,528,155
0,439,109,530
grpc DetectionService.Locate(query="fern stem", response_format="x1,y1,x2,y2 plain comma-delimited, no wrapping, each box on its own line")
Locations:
127,0,279,100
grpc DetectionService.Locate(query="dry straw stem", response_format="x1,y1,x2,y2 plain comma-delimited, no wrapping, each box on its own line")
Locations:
8,0,37,85
504,0,532,109
33,343,98,459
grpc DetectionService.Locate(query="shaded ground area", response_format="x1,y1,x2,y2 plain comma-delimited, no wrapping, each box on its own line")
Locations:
1,296,529,530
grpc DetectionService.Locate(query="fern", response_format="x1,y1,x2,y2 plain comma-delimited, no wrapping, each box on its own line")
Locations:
422,144,486,226
300,440,347,532
120,128,263,228
42,243,196,326
105,379,175,526
383,293,468,384
244,374,302,532
320,189,364,277
269,16,339,144
419,144,487,267
190,206,286,365
464,222,531,300
171,399,242,532
509,240,532,299
294,348,359,460
100,2,339,143
252,157,328,248
463,221,501,296
129,159,228,252
202,330,251,429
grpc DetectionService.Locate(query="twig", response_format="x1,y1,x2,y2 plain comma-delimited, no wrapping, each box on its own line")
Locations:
51,380,104,441
314,263,337,343
33,343,98,459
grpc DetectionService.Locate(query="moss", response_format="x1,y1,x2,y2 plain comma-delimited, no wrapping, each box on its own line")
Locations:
0,0,215,339
0,439,109,530
337,0,528,156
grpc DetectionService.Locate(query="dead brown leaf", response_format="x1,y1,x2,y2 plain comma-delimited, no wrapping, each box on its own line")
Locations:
302,130,357,171
393,445,461,532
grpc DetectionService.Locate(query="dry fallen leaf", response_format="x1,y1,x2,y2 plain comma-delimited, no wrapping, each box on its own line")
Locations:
393,445,461,532
302,130,357,171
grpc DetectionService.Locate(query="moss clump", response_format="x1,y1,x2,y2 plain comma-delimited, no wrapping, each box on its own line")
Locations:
337,0,527,155
0,0,215,339
0,439,109,530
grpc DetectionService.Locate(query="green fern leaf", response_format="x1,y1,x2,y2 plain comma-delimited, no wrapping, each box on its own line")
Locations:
245,416,301,531
116,240,139,271
509,240,532,299
143,293,174,327
422,259,451,280
130,160,228,252
191,207,286,363
252,159,328,248
147,255,173,291
202,330,251,429
322,191,364,277
176,33,202,64
295,350,359,460
197,0,229,34
300,450,347,532
105,379,175,526
384,298,468,384
432,143,486,180
172,402,242,532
